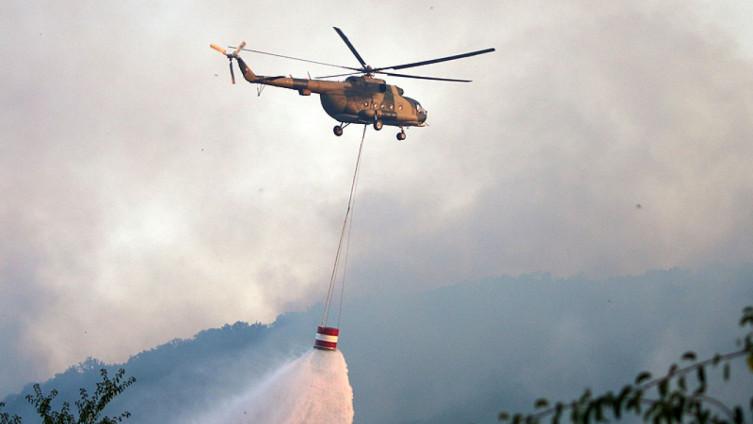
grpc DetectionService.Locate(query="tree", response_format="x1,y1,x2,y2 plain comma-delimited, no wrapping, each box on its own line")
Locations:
0,368,135,424
499,306,753,424
0,404,22,424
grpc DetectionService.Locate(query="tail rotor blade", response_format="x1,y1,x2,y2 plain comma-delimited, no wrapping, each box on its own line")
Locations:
229,60,236,84
233,41,246,57
210,43,228,56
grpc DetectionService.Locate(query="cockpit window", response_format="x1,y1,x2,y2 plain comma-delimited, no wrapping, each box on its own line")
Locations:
416,103,423,112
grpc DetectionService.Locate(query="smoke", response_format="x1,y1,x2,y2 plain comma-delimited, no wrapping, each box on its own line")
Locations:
3,0,753,397
197,350,354,424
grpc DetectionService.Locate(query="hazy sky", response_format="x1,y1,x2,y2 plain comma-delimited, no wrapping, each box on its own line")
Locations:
1,0,752,396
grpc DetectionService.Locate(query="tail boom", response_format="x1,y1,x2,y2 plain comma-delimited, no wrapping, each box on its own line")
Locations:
235,56,340,94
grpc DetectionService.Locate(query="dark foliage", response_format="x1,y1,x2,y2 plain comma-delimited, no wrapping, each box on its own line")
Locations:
0,402,22,424
499,306,753,424
0,369,135,424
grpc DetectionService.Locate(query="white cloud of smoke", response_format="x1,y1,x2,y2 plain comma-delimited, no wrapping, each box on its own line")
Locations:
1,0,753,396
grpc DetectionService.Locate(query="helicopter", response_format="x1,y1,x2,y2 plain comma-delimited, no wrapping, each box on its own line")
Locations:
210,27,494,140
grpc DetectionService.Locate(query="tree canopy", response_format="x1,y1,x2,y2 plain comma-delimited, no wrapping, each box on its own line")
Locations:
499,306,753,424
1,368,134,424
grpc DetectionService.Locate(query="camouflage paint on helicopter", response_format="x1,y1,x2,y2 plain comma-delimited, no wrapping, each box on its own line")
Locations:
236,57,427,128
211,28,493,140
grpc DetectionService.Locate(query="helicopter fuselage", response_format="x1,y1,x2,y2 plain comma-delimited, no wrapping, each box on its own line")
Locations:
236,57,428,128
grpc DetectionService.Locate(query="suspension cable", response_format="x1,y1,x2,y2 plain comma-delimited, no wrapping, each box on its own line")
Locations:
321,124,368,326
336,132,364,328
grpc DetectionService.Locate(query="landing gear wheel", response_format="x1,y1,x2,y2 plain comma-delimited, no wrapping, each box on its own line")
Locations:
396,131,406,141
373,119,383,131
333,125,343,137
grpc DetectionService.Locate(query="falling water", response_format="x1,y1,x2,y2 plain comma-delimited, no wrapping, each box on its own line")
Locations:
204,349,354,424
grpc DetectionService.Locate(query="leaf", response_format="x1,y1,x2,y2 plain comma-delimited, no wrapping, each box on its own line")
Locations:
570,401,580,422
667,363,678,375
618,386,632,401
734,406,744,424
626,397,636,412
695,366,707,394
673,394,686,421
553,402,563,424
611,399,622,419
658,380,668,397
584,402,594,424
697,366,706,384
643,398,661,421
534,398,549,409
634,390,644,414
677,375,687,391
740,306,753,326
595,401,604,422
635,371,652,385
681,351,697,361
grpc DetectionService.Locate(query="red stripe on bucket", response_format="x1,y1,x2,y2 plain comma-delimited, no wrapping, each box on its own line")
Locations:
317,326,340,336
314,339,338,350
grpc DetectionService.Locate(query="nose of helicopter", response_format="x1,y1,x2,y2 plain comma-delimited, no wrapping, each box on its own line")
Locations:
419,109,428,124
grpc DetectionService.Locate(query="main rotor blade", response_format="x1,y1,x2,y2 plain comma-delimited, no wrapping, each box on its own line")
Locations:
376,71,471,82
228,46,359,71
315,70,471,82
333,27,368,69
315,71,363,79
373,47,495,72
228,46,361,71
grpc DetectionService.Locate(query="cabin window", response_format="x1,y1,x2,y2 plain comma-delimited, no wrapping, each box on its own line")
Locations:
398,105,403,111
363,101,368,107
389,104,394,110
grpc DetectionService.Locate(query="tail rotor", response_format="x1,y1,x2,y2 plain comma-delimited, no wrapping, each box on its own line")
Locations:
210,41,246,85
